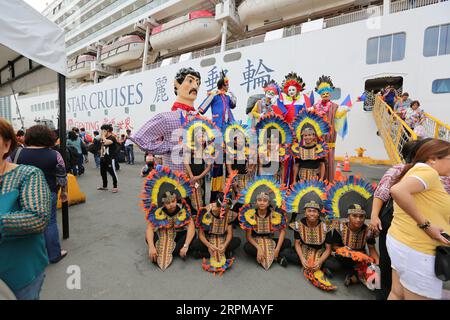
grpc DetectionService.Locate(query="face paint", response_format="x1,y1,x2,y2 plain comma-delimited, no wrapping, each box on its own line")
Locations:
288,86,297,98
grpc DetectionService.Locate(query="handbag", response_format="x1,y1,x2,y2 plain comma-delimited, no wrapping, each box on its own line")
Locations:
435,245,450,281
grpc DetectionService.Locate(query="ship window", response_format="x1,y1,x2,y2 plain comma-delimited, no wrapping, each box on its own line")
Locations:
223,52,242,63
150,104,156,112
330,88,341,101
366,32,406,64
432,78,450,94
104,110,108,116
56,100,59,108
73,113,77,118
424,23,450,57
51,101,54,109
125,107,129,114
87,111,91,117
46,102,50,110
200,57,216,68
31,105,34,112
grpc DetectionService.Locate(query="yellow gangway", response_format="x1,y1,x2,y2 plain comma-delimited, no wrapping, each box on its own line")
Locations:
57,173,86,208
372,97,450,164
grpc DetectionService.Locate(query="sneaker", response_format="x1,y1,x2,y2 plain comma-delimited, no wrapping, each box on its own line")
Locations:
111,188,119,193
278,256,288,267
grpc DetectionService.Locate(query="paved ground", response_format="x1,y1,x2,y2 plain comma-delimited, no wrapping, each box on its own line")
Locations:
41,151,390,300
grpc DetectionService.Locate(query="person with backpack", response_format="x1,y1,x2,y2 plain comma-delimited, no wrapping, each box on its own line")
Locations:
88,130,101,169
67,131,84,176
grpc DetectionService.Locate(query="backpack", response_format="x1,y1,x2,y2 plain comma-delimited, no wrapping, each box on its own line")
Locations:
67,146,78,166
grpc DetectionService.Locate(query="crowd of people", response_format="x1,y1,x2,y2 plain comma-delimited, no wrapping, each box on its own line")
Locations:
0,67,449,301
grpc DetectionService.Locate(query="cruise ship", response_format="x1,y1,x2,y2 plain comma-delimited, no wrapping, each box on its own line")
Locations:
2,0,450,161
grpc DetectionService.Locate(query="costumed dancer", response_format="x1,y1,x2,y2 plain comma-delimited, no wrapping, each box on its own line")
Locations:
183,117,218,214
238,176,290,270
256,114,293,183
224,121,254,199
198,70,236,131
192,172,241,275
250,80,283,128
131,68,201,172
325,176,380,289
291,111,330,183
281,179,336,291
311,75,349,181
142,166,196,271
279,72,306,124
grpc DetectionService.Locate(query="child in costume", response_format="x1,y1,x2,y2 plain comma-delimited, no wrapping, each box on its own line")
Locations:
142,166,196,271
256,114,293,183
183,117,218,213
281,180,336,291
325,176,380,289
191,172,241,275
291,111,330,183
141,153,155,177
310,75,349,181
238,177,290,270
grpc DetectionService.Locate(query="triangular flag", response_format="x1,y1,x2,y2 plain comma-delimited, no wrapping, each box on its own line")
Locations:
357,92,366,102
303,93,311,108
309,91,315,106
340,94,352,108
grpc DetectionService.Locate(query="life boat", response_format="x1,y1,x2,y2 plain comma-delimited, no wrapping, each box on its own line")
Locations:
67,54,96,79
238,0,365,31
150,10,221,55
100,34,145,67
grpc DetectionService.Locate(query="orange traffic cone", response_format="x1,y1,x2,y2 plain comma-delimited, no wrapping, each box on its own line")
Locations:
335,162,343,181
343,153,351,172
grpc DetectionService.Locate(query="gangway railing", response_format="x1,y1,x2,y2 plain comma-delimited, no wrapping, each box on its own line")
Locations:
422,113,450,141
373,97,417,163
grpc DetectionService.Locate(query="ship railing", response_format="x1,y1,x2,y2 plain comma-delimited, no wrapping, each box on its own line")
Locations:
373,97,417,163
390,0,449,13
422,112,450,141
324,6,383,29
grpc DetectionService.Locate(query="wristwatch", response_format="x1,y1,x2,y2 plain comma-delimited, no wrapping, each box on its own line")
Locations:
417,220,431,230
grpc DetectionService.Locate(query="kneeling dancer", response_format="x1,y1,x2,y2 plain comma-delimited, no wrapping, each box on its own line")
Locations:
142,166,196,271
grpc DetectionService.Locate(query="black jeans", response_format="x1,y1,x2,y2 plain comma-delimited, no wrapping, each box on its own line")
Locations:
243,238,291,258
100,156,118,188
191,237,241,258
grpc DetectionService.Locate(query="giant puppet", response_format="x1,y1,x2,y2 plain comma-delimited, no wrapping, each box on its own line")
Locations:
198,70,237,131
131,67,201,172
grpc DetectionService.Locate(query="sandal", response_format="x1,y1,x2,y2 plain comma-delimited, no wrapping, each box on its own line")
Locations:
97,187,108,191
111,188,119,193
50,250,68,264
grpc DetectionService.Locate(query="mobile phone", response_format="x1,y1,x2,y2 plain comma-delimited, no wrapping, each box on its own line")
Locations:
441,232,450,242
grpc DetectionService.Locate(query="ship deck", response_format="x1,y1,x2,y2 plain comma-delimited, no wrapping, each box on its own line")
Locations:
41,150,391,300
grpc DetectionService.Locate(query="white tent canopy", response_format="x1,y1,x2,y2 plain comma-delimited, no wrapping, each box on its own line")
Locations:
0,0,66,97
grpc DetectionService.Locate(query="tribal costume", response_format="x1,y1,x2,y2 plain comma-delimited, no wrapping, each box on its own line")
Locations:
325,176,380,290
141,166,194,271
183,117,218,213
192,173,241,275
198,70,236,130
256,114,293,183
238,176,290,270
312,76,348,181
291,111,330,182
282,180,336,291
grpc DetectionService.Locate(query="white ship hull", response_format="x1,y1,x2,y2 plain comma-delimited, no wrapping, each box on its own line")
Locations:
13,1,450,161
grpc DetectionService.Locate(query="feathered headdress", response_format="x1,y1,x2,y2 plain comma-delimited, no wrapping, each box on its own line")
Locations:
286,179,328,215
141,165,192,224
282,72,305,95
315,75,335,95
183,116,220,151
292,110,330,142
256,113,293,145
237,175,285,209
224,121,250,156
263,79,281,95
325,175,375,220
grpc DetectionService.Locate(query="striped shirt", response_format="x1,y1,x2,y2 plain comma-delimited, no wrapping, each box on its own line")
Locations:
0,165,51,240
131,110,187,172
